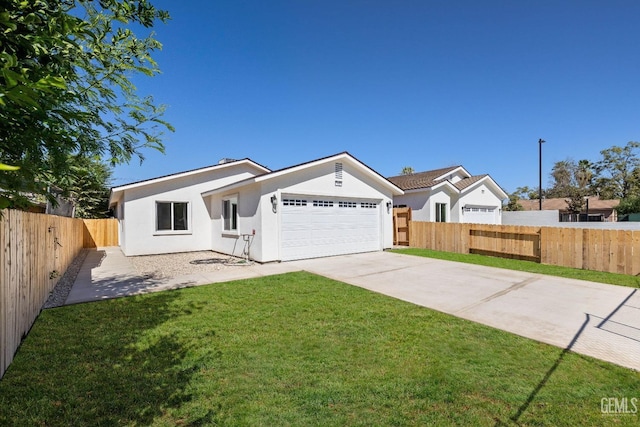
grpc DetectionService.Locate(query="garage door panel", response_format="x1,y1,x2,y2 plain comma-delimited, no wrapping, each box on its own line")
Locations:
463,206,498,224
281,196,380,261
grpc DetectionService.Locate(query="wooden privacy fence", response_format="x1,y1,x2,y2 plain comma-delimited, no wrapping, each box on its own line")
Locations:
1,210,118,379
1,210,84,378
393,207,411,246
410,221,640,276
83,218,118,247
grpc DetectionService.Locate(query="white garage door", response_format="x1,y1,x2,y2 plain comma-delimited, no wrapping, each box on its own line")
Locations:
463,206,497,224
280,196,381,261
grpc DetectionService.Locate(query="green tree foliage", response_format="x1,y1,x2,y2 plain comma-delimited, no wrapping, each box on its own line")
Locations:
564,187,586,214
546,159,577,198
545,158,596,202
0,0,173,210
594,141,640,199
615,196,640,216
504,193,523,211
55,155,113,218
513,186,538,200
400,166,414,175
575,159,593,189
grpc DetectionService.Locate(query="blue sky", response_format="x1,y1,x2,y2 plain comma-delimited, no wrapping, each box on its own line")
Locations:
114,0,640,193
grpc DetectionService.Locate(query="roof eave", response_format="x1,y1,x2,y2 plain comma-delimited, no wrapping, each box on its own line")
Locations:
434,165,469,181
203,152,404,197
110,159,270,193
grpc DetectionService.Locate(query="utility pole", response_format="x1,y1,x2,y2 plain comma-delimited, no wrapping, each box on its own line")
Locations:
538,139,545,210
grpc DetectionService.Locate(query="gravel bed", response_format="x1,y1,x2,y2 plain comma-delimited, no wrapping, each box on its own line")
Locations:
43,250,247,309
44,249,90,309
130,251,249,279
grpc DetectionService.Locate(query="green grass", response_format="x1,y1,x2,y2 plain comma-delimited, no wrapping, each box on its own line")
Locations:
392,248,640,288
1,272,638,426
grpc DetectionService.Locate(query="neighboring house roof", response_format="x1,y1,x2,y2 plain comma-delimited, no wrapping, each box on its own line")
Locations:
202,152,404,197
519,197,620,211
387,166,464,190
453,174,488,191
109,158,270,205
388,167,508,200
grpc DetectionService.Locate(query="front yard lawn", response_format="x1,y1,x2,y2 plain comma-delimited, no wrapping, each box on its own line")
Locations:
1,272,638,426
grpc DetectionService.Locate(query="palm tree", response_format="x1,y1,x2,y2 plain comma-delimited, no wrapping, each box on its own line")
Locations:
576,159,593,190
401,166,414,175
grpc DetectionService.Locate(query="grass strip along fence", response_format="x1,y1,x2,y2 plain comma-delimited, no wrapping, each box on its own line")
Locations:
0,209,117,378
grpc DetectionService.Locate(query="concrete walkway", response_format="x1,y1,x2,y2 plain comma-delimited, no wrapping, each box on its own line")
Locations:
65,247,640,372
65,247,300,304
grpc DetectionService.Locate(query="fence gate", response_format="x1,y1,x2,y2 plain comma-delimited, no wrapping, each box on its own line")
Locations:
393,207,411,246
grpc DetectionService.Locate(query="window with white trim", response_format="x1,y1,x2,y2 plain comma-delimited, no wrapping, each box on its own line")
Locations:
156,201,189,231
222,195,238,232
361,202,377,209
435,202,447,222
313,200,334,207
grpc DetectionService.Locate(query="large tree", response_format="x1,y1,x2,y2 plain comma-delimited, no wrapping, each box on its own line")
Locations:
594,141,640,199
0,0,173,209
52,155,113,219
546,159,577,198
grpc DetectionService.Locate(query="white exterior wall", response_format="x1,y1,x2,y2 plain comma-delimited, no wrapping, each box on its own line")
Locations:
458,183,504,224
208,183,264,260
393,191,430,221
119,165,261,256
209,159,396,263
392,181,505,224
429,189,453,222
502,210,560,226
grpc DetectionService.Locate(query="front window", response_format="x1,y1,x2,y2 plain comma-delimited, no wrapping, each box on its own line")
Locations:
436,202,447,222
156,202,188,231
222,195,238,232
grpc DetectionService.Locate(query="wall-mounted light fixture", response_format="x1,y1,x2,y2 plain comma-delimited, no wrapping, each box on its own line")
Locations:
386,201,392,213
271,194,278,213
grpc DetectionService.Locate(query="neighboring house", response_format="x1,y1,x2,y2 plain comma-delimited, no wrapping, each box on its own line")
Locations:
109,152,403,262
388,166,508,224
518,197,620,222
4,188,75,217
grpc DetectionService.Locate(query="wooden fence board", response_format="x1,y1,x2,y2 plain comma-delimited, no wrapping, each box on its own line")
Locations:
633,232,640,277
410,221,640,276
0,210,88,379
83,218,118,248
392,208,411,246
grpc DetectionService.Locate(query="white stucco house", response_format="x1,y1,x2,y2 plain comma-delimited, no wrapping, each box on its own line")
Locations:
388,166,507,224
109,152,404,262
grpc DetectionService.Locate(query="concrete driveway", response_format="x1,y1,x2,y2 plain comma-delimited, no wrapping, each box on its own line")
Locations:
66,248,640,371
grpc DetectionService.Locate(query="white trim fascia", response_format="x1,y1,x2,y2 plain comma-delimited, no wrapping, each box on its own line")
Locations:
458,175,509,200
433,166,471,181
430,180,460,194
202,153,404,198
112,159,269,192
109,159,269,206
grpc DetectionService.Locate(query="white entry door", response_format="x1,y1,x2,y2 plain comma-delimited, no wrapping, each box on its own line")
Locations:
280,196,381,261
